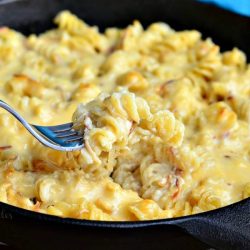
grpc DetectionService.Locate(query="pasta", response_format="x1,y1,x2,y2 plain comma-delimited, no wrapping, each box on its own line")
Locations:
72,89,184,176
0,10,249,221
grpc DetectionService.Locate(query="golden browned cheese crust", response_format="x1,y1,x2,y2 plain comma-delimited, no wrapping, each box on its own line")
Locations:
0,11,249,221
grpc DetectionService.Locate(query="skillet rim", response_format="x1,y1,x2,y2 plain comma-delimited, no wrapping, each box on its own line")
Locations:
0,198,249,227
0,0,249,229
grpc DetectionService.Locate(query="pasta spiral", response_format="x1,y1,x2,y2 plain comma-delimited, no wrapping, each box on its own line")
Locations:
188,39,222,80
73,89,184,171
27,35,71,63
54,10,108,52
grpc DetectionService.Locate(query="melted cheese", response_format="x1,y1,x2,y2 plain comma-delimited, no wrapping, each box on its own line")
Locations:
0,11,249,221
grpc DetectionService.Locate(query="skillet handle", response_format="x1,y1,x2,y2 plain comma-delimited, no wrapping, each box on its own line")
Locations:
175,198,250,250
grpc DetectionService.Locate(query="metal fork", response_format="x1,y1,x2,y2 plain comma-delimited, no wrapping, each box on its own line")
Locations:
0,100,84,151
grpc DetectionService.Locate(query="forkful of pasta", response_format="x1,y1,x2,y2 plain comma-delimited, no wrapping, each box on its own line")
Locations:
0,89,184,152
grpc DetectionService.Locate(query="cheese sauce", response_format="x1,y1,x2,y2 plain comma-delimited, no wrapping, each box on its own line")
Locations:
0,11,249,220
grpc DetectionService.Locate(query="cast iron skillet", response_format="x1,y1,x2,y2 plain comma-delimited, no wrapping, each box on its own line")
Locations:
0,0,249,249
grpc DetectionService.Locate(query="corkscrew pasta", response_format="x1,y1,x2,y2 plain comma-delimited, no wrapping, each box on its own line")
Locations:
0,11,249,221
72,89,184,175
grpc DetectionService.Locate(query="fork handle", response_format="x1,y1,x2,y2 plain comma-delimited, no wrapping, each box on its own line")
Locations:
0,100,82,151
0,100,34,131
0,100,53,147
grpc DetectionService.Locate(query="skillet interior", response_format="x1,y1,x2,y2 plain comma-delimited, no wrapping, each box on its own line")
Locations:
0,0,249,249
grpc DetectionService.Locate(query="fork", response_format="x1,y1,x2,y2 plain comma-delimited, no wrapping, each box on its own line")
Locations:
0,100,84,151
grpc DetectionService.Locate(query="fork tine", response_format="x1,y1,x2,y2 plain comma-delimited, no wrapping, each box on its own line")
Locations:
55,131,78,138
54,127,73,133
65,135,83,143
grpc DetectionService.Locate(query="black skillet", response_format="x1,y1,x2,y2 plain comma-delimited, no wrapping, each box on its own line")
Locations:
0,0,249,249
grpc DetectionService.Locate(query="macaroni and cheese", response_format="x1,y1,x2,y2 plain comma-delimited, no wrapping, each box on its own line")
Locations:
0,11,249,221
